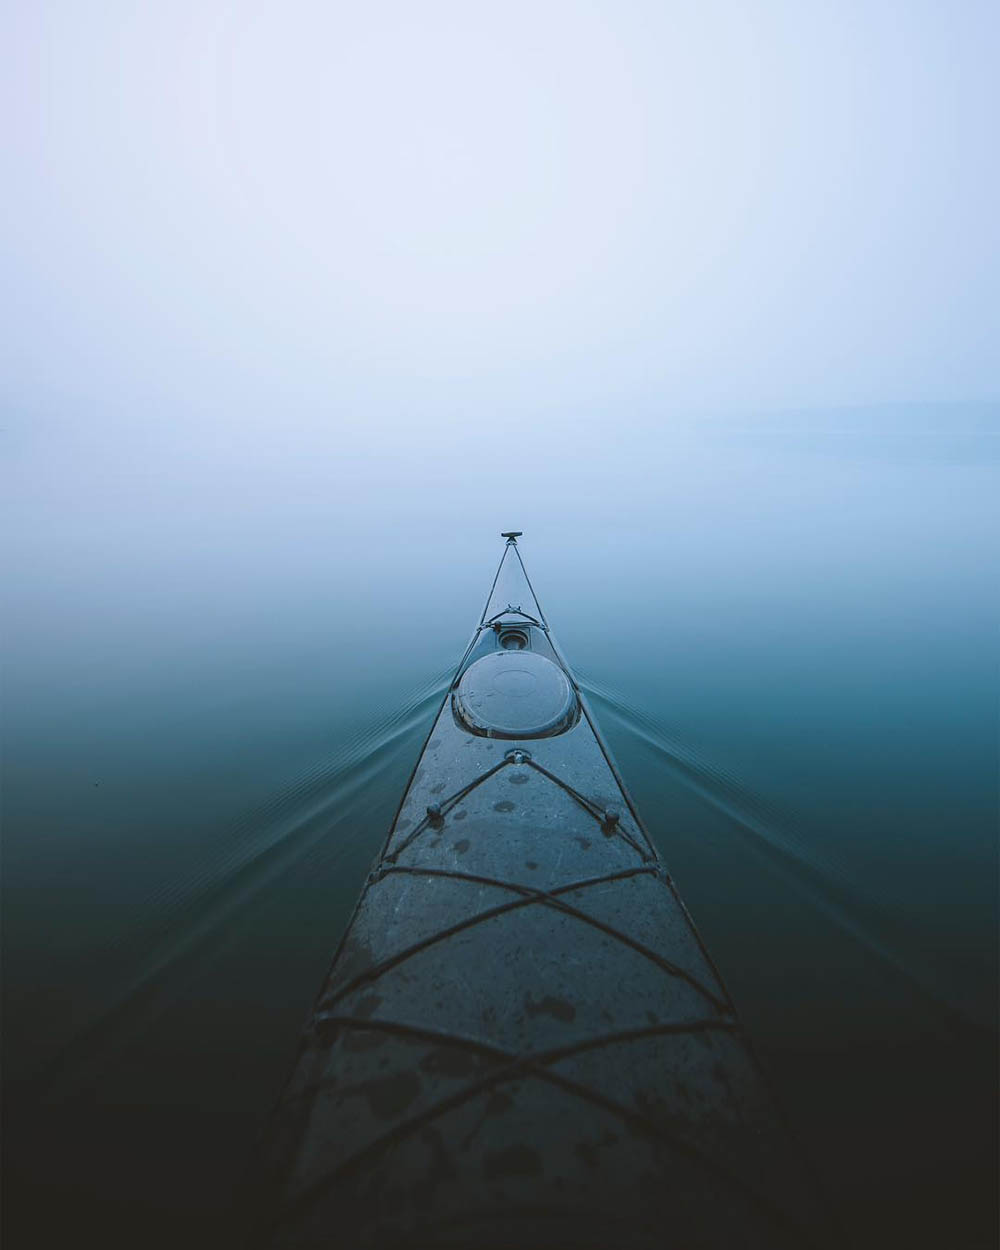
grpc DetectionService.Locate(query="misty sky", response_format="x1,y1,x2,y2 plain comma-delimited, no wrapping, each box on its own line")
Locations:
3,13,999,1248
3,0,998,448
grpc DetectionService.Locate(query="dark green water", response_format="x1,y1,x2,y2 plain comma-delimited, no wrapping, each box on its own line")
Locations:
3,406,997,1247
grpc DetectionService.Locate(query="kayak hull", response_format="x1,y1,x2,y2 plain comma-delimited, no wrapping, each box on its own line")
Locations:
256,540,829,1248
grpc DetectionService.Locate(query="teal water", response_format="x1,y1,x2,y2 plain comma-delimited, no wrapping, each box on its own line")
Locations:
3,406,997,1247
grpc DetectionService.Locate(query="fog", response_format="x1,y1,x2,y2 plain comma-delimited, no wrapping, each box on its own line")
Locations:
5,1,998,443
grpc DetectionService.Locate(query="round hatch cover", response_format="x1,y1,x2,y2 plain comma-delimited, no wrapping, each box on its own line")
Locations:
453,651,578,739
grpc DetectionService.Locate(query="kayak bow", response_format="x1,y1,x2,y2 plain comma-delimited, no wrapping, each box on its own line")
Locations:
257,536,829,1249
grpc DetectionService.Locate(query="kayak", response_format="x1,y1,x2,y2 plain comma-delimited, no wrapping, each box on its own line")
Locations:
256,535,831,1249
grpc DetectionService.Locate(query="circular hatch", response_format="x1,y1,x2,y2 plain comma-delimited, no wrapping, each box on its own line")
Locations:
453,651,578,738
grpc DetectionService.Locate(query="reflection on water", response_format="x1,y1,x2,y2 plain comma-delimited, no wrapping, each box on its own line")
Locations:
3,407,997,1248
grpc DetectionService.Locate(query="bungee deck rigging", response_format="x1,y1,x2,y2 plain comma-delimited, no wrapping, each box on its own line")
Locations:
256,536,831,1249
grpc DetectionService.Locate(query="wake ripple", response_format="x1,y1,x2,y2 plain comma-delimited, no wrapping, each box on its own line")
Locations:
578,671,992,1034
26,662,990,1104
26,668,452,1102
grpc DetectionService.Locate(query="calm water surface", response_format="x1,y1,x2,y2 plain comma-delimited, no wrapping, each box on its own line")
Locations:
3,406,997,1247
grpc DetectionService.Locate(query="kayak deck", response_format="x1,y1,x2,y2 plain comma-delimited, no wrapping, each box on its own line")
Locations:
257,538,829,1249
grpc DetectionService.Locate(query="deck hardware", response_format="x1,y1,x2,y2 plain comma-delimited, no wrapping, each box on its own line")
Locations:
425,803,443,826
601,807,620,836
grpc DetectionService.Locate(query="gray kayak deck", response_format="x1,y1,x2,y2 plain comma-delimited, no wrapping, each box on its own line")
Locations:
257,539,830,1249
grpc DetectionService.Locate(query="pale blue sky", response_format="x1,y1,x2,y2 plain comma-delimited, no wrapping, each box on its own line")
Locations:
3,0,998,449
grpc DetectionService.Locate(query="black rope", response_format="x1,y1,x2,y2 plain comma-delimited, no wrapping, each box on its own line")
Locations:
511,541,549,629
444,543,535,687
306,1016,735,1099
477,546,511,627
284,1016,813,1246
522,758,652,861
376,864,728,1010
385,757,513,863
386,753,653,868
483,607,545,628
450,627,487,687
318,866,727,1015
574,699,661,860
